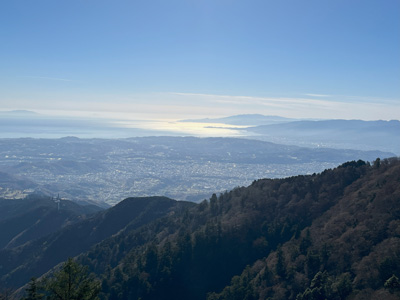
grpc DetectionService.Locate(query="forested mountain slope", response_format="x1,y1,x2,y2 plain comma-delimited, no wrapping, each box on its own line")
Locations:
209,158,400,300
6,158,400,300
0,196,193,288
76,158,400,300
0,195,102,249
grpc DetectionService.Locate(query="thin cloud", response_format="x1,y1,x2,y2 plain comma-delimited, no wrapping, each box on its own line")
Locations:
21,76,73,82
305,93,332,97
172,92,336,108
305,93,399,104
3,91,399,121
169,92,400,120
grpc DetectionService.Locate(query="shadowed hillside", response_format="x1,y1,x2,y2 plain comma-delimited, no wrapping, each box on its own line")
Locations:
0,195,103,249
0,196,194,288
76,158,399,300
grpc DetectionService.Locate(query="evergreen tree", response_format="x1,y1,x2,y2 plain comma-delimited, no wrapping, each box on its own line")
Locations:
43,258,100,300
384,274,400,294
22,278,44,300
275,246,286,278
0,288,15,300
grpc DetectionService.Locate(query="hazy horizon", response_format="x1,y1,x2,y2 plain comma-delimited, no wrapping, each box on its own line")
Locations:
1,1,399,122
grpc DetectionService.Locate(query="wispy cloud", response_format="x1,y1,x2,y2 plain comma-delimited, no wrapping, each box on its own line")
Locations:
2,91,399,121
171,92,337,109
305,93,332,97
169,92,400,120
20,76,73,82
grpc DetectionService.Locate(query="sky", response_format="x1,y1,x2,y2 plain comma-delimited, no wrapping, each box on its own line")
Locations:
1,0,399,121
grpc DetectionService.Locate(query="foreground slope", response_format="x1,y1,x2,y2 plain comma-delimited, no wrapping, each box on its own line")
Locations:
209,158,400,300
73,159,399,300
9,158,400,300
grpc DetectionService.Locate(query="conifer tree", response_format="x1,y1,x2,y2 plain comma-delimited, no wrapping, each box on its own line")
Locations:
43,258,100,300
22,277,44,300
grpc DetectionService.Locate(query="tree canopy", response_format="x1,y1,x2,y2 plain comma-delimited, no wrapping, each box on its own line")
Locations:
22,259,100,300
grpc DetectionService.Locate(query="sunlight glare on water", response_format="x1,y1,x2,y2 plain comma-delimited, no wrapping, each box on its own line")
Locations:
113,120,249,137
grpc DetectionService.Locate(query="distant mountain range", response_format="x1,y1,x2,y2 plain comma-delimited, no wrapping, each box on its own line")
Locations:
243,119,400,154
180,114,298,126
3,158,400,300
182,115,400,154
1,111,398,154
0,110,41,117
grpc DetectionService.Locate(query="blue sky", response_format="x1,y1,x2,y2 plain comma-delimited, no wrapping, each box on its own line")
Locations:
1,0,399,120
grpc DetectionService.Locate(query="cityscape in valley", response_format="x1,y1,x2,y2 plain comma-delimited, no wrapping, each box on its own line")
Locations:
0,115,397,205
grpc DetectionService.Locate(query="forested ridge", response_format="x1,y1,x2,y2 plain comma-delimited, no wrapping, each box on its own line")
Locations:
0,197,193,288
2,158,400,300
209,158,400,300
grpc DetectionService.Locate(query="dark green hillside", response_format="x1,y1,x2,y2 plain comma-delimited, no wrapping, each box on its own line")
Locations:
0,196,193,288
78,159,397,300
0,195,102,249
208,158,400,300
